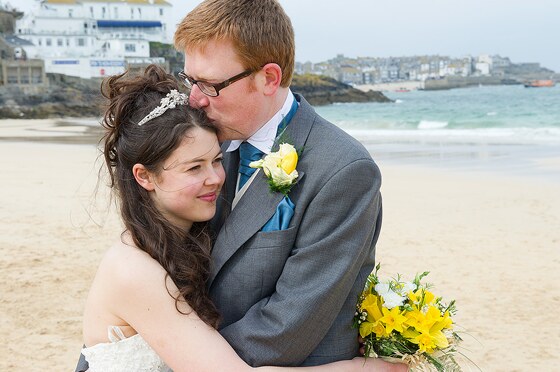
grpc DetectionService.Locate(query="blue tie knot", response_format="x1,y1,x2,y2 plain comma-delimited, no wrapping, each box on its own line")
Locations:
238,142,264,189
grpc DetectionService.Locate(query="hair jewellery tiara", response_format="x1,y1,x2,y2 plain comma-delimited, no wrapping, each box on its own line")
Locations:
137,89,188,126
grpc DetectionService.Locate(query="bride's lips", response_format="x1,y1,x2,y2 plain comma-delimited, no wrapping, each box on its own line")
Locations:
198,192,218,202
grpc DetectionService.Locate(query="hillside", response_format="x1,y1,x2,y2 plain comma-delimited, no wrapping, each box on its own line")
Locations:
0,71,391,119
291,73,392,105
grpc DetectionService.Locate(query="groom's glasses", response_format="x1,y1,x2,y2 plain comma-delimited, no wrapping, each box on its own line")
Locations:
178,68,258,97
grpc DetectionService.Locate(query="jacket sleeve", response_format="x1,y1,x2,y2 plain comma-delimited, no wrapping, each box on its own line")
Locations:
219,158,382,366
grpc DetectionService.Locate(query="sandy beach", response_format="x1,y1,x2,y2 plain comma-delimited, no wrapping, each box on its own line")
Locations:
1,119,559,371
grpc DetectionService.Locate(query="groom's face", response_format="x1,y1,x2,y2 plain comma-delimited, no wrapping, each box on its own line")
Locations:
183,39,268,142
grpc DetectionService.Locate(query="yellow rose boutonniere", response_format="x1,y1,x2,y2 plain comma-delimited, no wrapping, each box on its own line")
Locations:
249,143,299,195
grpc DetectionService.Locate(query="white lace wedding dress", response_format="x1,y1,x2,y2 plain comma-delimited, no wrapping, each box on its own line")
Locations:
82,326,172,371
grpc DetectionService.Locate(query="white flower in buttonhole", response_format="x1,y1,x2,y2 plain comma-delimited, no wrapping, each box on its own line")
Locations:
374,280,417,309
249,143,299,195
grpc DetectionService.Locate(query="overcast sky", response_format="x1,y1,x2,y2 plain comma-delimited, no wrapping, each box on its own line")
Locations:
13,0,560,72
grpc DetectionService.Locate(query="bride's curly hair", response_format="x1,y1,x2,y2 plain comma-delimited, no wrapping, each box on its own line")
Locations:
100,64,220,328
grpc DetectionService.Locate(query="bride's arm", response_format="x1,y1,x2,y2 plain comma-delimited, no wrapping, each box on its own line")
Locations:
108,247,405,372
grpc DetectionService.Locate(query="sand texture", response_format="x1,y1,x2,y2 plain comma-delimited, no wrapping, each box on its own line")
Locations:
1,119,559,371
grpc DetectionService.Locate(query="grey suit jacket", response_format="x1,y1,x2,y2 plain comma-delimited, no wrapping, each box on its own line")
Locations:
209,94,382,366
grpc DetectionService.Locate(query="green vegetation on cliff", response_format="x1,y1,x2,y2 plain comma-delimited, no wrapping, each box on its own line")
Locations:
0,66,392,119
291,74,392,105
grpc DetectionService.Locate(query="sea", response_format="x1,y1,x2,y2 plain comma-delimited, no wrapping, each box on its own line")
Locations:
314,84,560,180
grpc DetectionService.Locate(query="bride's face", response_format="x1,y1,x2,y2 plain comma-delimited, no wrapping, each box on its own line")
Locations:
149,127,225,231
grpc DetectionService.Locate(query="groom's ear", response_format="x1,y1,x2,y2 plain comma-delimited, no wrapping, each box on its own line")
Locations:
261,62,282,96
132,164,156,191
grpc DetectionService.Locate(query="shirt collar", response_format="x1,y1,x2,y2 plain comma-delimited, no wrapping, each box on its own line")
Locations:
227,91,296,154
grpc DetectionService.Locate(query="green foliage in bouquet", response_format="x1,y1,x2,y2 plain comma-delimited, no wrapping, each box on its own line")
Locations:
353,264,464,371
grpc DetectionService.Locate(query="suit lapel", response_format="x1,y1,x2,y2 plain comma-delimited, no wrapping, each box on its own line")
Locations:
209,171,285,283
210,142,238,233
209,94,316,285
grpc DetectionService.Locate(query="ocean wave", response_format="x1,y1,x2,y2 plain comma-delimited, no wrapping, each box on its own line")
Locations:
344,127,560,145
417,120,449,129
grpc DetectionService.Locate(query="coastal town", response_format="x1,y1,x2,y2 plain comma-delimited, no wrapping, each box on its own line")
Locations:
0,0,557,117
296,53,557,91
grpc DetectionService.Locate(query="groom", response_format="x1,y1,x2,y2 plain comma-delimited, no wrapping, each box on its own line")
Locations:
174,0,384,366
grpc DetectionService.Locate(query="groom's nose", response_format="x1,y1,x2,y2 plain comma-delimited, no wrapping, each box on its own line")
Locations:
189,85,209,109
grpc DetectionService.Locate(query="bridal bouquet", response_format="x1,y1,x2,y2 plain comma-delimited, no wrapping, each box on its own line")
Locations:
353,264,463,371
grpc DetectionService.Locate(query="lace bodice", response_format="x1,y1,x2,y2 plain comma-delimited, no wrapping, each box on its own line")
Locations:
82,326,172,372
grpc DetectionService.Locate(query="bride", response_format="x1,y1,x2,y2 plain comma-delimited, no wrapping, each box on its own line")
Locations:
79,65,405,372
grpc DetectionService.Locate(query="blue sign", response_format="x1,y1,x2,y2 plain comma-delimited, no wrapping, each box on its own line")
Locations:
53,60,79,65
90,60,125,67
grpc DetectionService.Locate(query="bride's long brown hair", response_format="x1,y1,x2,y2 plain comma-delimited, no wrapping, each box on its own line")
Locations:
100,64,220,328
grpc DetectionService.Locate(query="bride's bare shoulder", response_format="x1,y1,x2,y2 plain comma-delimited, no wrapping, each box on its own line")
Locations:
96,233,167,290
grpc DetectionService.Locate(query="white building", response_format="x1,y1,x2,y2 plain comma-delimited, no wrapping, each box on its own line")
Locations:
15,0,171,78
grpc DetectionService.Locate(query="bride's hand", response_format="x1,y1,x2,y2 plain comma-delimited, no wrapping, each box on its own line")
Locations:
352,357,408,372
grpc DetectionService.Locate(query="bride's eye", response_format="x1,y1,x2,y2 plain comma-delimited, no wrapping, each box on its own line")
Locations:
186,165,201,173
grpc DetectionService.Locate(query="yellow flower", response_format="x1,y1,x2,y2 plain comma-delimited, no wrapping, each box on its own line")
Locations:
360,317,387,339
423,290,436,305
414,306,442,334
361,294,383,320
404,308,424,329
379,306,407,334
359,294,387,338
249,143,299,194
440,310,453,330
403,306,450,354
409,288,436,308
280,149,298,174
403,323,449,354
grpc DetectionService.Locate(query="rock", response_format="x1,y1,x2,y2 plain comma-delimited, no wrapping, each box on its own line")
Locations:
291,74,393,106
0,71,392,119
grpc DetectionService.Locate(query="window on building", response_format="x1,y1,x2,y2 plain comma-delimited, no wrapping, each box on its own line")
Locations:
38,39,42,46
32,68,43,84
138,8,141,18
77,38,85,47
68,9,73,18
114,7,118,18
90,6,94,17
66,39,70,46
125,44,136,52
20,70,30,84
46,38,52,46
57,39,63,46
160,8,164,16
7,67,18,84
102,7,106,18
131,8,134,19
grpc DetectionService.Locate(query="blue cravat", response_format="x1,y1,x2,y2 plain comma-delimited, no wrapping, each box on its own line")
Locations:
238,141,264,190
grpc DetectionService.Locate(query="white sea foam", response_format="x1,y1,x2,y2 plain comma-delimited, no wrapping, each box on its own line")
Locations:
417,120,448,129
344,127,560,145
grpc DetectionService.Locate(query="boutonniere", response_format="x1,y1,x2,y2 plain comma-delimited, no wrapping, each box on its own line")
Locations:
249,143,299,195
